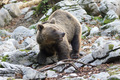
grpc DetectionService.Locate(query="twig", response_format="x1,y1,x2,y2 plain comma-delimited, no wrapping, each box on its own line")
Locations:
38,62,79,72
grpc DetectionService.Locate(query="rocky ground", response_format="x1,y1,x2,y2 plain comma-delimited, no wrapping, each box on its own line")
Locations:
0,0,120,80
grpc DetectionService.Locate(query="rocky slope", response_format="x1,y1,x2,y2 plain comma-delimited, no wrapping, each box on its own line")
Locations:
0,0,120,80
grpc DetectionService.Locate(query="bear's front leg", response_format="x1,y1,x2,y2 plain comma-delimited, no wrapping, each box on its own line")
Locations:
56,40,70,61
37,50,47,64
70,34,81,59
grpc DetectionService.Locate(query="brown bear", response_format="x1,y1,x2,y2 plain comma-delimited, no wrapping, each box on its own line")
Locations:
36,9,82,64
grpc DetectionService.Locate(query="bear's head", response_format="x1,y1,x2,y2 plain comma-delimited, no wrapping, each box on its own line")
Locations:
36,19,65,45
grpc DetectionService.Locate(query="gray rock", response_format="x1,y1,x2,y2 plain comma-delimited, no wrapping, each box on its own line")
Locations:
91,37,120,65
0,39,17,54
75,53,94,67
1,50,37,66
0,61,46,80
40,0,92,23
9,0,17,3
24,10,34,19
4,3,21,17
53,61,66,72
12,26,35,41
100,20,120,36
108,74,120,80
64,66,75,73
105,10,119,20
90,27,100,36
0,8,12,27
89,72,110,80
0,30,12,37
62,76,85,80
81,23,89,36
21,7,30,15
78,0,100,16
99,0,120,17
45,70,58,78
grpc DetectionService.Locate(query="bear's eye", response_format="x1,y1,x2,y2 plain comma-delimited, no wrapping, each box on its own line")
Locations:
53,29,56,32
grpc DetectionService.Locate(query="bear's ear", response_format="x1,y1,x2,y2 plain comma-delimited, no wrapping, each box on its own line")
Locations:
50,18,56,24
37,24,44,31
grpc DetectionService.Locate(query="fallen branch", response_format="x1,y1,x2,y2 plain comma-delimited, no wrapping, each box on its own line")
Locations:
38,62,79,72
62,59,96,67
19,0,42,9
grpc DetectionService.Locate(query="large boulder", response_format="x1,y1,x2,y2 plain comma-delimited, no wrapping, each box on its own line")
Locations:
12,26,35,41
99,0,120,17
0,39,17,54
100,20,120,36
40,0,92,23
0,8,12,27
4,3,21,17
77,0,100,16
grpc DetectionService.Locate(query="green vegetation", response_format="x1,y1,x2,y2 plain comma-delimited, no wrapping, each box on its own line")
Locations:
93,16,116,25
20,49,30,53
40,15,49,22
35,0,51,14
1,55,9,62
7,77,15,80
109,44,114,50
115,36,120,40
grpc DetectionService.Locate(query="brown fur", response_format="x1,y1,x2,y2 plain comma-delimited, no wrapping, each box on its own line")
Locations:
36,9,82,64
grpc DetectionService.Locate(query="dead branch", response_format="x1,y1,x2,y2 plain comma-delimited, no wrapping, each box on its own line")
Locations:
62,59,96,67
38,62,79,72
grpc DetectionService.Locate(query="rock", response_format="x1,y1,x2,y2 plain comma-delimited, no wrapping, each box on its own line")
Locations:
0,61,46,80
24,10,34,19
99,0,120,17
12,26,35,41
78,0,100,16
0,39,17,54
46,70,58,78
40,0,92,23
0,8,12,27
9,0,17,3
108,74,120,80
100,20,120,36
53,61,66,72
69,73,78,77
91,37,120,65
21,7,30,15
1,50,37,66
0,68,15,77
105,10,119,20
90,27,100,36
64,67,75,73
4,3,21,17
89,72,110,80
0,30,11,37
81,23,89,36
62,76,85,80
75,53,94,67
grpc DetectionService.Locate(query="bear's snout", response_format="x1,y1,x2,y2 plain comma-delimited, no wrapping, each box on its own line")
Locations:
62,33,65,37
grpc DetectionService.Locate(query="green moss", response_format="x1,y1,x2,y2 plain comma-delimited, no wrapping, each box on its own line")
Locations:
20,49,30,53
115,36,120,40
52,5,61,12
40,15,49,22
81,35,86,39
1,55,9,62
7,77,15,80
109,44,114,50
35,0,51,14
29,25,36,30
